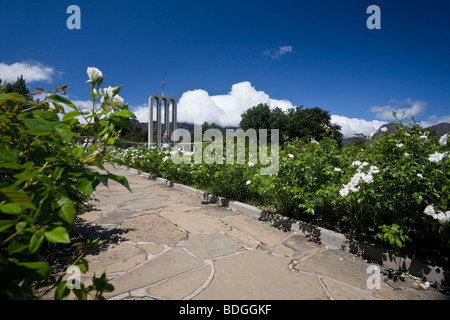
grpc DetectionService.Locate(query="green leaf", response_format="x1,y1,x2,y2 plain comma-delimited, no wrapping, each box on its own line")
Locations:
32,109,60,122
113,109,135,118
73,285,87,300
44,226,70,243
53,166,65,180
55,127,73,142
412,193,423,205
0,220,14,233
55,281,70,300
55,197,76,227
48,94,77,111
104,173,131,192
77,177,95,196
63,110,81,122
0,162,24,169
76,259,89,273
7,240,29,255
17,261,50,280
29,230,45,254
73,147,84,158
0,203,21,215
0,149,19,162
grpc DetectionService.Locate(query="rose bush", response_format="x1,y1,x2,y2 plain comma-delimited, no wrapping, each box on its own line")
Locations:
0,67,134,299
108,120,449,264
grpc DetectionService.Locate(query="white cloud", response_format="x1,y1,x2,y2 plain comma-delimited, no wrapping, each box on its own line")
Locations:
0,61,56,83
369,98,427,121
415,114,450,128
263,45,293,59
132,81,296,127
331,115,387,138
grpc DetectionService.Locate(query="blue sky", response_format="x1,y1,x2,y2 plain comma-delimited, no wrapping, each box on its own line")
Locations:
1,0,449,137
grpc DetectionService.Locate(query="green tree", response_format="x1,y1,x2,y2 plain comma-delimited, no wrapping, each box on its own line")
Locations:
240,104,343,146
239,104,272,132
0,75,33,102
285,107,343,146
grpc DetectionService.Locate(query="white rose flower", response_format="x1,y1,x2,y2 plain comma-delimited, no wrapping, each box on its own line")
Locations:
428,152,445,163
424,204,435,217
362,173,374,184
439,134,448,146
369,166,380,174
380,127,388,132
339,187,349,197
87,67,103,83
396,143,404,148
112,94,124,106
351,161,362,167
288,154,294,158
100,86,114,104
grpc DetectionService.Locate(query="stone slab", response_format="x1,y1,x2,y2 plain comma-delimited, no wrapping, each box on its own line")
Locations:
148,265,212,300
185,233,243,260
294,249,373,288
225,229,259,249
84,242,147,277
94,210,142,224
120,214,187,246
223,214,289,248
321,277,369,300
159,210,229,235
106,248,205,298
194,250,328,300
194,206,236,219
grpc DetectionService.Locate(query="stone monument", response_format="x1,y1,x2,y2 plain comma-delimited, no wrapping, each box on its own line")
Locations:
148,76,177,148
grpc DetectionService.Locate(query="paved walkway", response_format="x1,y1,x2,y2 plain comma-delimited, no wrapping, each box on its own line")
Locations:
75,163,448,300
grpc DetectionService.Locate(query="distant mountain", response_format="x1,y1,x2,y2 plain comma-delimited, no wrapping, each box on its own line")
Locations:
131,118,449,144
369,122,450,143
424,123,450,138
129,119,239,134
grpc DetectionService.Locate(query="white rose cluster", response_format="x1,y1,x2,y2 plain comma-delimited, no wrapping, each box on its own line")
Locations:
424,204,450,224
339,161,380,197
87,67,124,107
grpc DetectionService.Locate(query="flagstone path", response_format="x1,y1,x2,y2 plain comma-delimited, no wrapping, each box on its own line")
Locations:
73,163,449,300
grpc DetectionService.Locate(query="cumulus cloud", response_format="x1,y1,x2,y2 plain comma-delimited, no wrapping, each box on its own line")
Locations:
132,81,296,127
369,98,427,121
0,61,56,83
331,115,387,138
263,45,293,59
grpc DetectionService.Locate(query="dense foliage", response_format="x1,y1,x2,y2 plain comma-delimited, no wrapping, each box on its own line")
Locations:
108,120,449,265
239,103,344,146
0,68,133,299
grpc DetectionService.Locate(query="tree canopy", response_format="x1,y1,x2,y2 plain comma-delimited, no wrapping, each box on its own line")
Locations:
0,75,33,101
240,103,343,146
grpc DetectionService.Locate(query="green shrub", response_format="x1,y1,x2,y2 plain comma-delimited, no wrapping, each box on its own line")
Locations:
107,119,450,262
0,68,133,299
